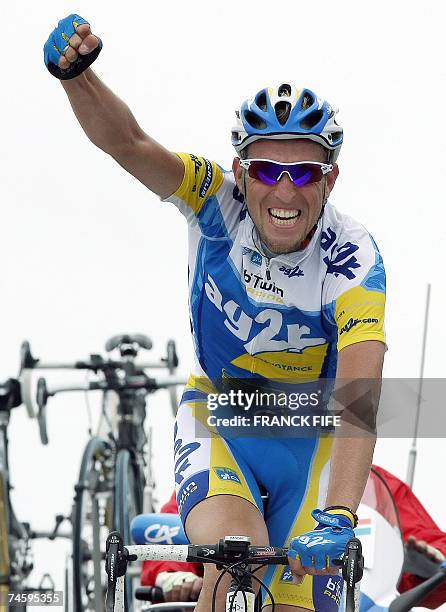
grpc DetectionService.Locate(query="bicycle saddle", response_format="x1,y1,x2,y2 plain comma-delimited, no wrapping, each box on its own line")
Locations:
105,334,153,352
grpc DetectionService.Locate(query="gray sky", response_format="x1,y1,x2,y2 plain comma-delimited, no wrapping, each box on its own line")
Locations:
2,0,445,607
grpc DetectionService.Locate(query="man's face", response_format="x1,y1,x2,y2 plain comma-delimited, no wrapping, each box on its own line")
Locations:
233,139,339,255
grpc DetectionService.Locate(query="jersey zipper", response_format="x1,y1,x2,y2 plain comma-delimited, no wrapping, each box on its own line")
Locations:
265,258,271,280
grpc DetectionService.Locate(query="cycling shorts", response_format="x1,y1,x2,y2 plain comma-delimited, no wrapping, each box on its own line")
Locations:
174,396,343,611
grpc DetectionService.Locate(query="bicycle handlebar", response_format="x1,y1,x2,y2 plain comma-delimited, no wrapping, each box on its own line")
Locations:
41,376,186,397
28,529,71,540
32,374,185,446
19,338,179,374
22,359,174,372
124,543,289,565
105,532,363,612
19,338,184,427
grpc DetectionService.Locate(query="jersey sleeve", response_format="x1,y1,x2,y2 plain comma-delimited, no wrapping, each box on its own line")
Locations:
165,152,223,214
162,153,245,238
322,222,386,352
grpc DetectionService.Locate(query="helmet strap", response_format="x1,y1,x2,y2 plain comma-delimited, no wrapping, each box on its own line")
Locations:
242,168,248,202
296,179,327,249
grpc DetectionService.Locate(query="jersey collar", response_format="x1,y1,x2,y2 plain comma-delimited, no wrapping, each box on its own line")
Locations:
240,211,322,266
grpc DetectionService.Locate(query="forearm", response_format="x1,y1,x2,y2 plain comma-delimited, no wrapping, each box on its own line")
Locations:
325,430,376,512
61,68,146,154
325,341,384,512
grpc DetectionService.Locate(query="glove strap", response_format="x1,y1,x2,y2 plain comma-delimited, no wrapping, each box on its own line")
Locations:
311,508,355,529
324,505,358,528
46,40,103,80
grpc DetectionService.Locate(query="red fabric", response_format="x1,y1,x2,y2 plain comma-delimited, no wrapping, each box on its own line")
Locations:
141,492,203,587
372,465,446,609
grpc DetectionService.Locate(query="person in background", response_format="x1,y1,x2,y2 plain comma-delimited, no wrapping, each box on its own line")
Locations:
143,466,446,609
141,490,203,603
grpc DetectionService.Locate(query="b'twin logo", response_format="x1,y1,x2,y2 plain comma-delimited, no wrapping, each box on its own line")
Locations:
243,269,284,297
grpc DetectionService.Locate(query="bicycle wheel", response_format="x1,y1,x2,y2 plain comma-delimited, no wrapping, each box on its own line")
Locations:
114,449,144,612
0,471,11,610
72,437,113,612
64,553,73,612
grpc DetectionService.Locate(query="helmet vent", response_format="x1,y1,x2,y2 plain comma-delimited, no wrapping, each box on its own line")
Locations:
275,101,291,126
301,92,314,111
255,91,268,111
300,110,323,130
331,130,343,144
278,84,291,97
244,110,267,130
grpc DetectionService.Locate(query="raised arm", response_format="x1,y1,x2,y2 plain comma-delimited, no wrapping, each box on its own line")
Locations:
44,15,183,199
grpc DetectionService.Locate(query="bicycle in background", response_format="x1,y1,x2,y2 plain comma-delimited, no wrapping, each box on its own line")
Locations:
0,378,70,611
19,334,185,612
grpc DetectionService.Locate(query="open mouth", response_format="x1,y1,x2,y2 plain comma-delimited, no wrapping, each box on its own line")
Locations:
268,208,302,227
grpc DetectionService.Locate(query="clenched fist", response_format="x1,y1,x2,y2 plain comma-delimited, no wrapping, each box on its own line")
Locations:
44,14,102,80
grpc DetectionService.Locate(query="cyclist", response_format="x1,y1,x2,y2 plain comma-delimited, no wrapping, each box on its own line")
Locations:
143,468,446,609
44,15,386,612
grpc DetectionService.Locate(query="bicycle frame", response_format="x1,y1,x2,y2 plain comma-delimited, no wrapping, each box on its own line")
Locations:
0,379,67,603
0,416,11,602
0,384,33,596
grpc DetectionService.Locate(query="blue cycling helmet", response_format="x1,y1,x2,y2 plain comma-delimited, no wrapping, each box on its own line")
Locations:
231,83,343,162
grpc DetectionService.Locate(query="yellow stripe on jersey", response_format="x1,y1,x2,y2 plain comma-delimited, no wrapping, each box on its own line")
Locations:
173,153,224,214
335,286,386,351
263,436,334,609
185,375,218,395
231,344,328,379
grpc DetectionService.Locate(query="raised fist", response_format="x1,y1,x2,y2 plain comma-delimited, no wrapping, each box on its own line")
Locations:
44,14,102,80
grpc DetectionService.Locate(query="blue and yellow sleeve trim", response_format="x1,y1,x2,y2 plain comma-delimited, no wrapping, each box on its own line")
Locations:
173,153,224,214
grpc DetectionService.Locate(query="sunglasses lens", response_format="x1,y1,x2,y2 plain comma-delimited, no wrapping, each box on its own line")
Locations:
248,161,279,185
248,161,324,187
289,165,323,186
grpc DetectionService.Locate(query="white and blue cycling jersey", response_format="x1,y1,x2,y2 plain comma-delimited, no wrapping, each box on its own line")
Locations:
164,152,386,391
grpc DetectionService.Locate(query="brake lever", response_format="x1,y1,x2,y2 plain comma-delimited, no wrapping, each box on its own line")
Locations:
36,377,50,445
